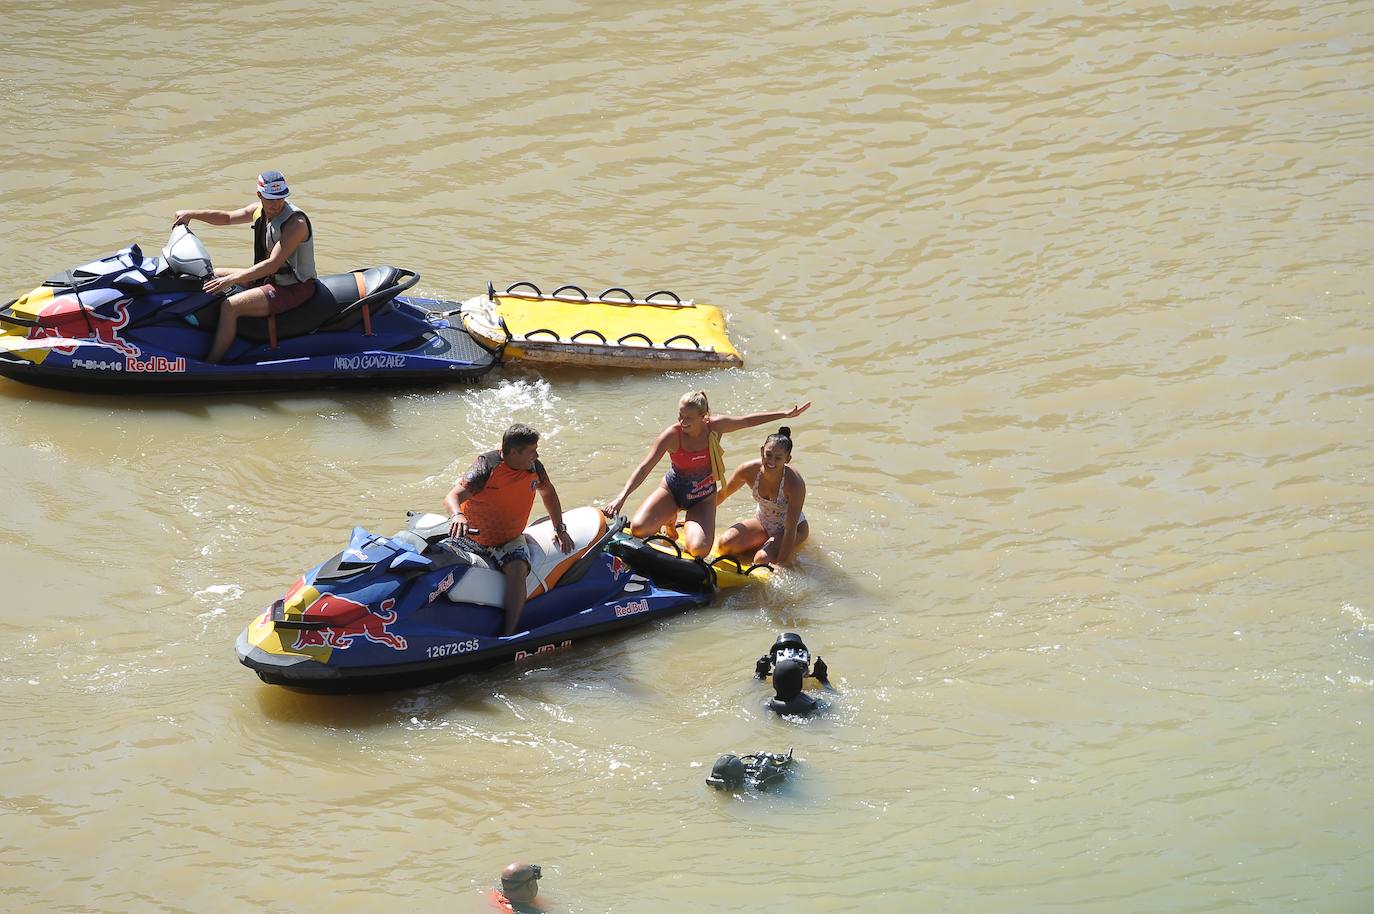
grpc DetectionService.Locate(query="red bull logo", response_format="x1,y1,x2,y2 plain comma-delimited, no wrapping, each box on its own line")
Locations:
610,555,628,576
125,355,186,372
613,598,649,618
514,640,572,663
427,572,455,604
28,296,141,358
291,596,407,651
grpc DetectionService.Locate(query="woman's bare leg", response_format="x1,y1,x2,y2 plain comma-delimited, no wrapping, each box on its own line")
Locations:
681,497,718,558
718,517,768,559
629,485,681,538
754,519,810,566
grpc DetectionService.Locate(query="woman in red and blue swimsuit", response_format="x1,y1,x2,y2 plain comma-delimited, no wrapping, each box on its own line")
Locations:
605,390,810,558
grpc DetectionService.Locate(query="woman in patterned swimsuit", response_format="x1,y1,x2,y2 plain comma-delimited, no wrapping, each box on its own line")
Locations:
716,426,809,567
605,392,810,559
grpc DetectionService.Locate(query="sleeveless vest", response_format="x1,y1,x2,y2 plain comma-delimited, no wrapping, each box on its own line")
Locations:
253,201,316,285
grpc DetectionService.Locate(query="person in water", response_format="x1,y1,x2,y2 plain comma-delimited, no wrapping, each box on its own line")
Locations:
171,169,317,364
604,391,810,558
490,861,547,913
769,657,823,716
715,426,809,567
445,424,574,636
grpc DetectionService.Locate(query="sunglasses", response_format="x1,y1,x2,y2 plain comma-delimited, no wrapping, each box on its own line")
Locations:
502,864,541,887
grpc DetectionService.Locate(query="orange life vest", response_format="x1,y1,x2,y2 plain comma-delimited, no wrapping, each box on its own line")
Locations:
459,450,547,547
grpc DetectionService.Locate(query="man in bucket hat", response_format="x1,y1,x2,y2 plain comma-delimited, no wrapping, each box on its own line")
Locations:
172,169,317,363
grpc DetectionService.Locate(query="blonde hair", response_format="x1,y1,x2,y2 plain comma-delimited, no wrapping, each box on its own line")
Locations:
679,390,710,416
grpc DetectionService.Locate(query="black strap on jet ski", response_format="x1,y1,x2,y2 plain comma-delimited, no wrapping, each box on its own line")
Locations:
330,268,420,330
72,284,97,341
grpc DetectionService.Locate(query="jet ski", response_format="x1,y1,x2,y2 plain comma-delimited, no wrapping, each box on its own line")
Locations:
0,226,499,393
235,507,710,693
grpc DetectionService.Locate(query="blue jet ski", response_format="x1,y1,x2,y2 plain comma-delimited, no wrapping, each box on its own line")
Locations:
236,507,710,693
0,226,499,393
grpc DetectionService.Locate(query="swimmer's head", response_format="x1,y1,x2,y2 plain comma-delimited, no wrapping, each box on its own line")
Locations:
500,862,541,903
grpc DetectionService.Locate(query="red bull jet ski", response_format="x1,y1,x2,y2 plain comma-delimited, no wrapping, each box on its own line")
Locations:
0,226,498,393
236,507,710,693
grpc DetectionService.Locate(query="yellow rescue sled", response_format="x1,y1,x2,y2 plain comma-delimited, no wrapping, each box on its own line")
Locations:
460,281,743,370
607,531,773,591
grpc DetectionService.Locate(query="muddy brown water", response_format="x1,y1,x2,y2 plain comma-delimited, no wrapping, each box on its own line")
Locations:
1,1,1372,911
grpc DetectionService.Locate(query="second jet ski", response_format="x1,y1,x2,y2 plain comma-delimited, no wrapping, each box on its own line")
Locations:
0,226,498,393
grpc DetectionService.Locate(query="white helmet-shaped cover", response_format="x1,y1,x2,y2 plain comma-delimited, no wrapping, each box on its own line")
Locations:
162,224,214,279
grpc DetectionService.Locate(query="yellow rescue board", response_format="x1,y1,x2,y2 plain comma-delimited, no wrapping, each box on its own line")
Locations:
460,282,743,370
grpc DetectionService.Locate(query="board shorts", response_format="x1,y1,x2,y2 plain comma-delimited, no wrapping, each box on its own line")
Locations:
455,534,531,571
262,277,317,315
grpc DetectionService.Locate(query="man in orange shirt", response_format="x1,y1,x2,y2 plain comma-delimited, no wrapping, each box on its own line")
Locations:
445,424,574,635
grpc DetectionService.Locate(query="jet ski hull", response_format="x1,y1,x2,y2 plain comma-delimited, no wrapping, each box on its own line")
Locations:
0,321,494,394
236,585,707,693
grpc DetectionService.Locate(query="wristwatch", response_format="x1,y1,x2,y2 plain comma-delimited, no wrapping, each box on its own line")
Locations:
555,523,567,532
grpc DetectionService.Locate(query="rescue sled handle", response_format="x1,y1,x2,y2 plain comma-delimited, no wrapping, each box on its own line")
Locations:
492,281,695,309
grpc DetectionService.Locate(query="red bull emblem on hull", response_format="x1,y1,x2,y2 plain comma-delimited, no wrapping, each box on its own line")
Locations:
514,640,573,663
28,297,141,358
427,572,455,604
125,355,187,372
613,598,649,618
291,597,407,651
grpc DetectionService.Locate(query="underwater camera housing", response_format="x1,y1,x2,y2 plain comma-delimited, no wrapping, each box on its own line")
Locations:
754,631,827,683
705,749,794,791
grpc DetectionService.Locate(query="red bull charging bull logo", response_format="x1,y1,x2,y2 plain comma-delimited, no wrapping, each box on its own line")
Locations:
28,296,141,358
291,596,408,651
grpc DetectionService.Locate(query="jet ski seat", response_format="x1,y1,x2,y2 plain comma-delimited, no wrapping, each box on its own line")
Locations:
440,507,611,609
235,267,404,343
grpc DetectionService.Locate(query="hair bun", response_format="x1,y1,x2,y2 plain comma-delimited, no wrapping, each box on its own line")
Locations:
777,426,791,438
